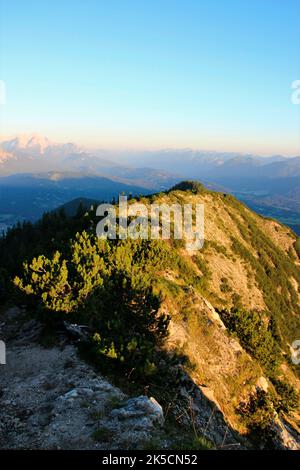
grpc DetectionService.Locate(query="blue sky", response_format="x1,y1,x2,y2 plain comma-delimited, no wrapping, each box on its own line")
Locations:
1,0,300,154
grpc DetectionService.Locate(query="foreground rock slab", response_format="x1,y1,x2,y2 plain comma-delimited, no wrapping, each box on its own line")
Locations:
0,342,163,449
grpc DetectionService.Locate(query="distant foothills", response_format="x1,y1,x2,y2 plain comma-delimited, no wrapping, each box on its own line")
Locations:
0,135,300,234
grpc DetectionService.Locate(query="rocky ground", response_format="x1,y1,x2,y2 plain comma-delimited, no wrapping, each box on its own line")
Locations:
0,307,164,450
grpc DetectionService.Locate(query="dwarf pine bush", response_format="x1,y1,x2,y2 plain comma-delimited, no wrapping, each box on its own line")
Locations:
14,232,171,373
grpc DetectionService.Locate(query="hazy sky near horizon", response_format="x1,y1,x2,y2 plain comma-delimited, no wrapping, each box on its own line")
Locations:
1,0,300,155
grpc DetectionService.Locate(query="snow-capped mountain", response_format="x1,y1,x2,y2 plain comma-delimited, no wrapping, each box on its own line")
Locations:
1,134,51,155
0,135,92,173
1,134,299,192
0,135,181,189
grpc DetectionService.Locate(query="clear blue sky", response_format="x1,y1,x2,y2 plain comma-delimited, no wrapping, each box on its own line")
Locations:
1,0,300,154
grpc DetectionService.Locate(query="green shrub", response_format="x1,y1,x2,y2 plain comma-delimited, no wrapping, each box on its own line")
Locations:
170,434,214,450
169,180,206,194
238,390,277,447
92,427,111,442
86,271,170,373
219,307,281,375
271,379,299,413
14,233,171,374
14,232,109,314
294,238,300,259
220,277,232,293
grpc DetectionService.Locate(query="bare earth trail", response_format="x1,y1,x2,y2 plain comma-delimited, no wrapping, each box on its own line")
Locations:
0,307,164,449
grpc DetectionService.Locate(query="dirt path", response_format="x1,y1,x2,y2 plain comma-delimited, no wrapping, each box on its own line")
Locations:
0,307,163,449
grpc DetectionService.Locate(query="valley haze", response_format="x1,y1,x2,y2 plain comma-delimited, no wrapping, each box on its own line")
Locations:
0,134,300,235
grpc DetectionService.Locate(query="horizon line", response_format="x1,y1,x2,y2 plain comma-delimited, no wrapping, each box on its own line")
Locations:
0,132,299,159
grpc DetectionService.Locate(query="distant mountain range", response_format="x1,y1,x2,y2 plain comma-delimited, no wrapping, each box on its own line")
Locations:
1,134,298,180
0,134,299,232
118,148,300,216
0,135,181,190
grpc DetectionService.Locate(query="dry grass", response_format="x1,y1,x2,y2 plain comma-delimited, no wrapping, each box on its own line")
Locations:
164,289,262,432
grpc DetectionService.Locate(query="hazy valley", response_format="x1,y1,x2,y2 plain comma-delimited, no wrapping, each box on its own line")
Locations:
0,135,300,235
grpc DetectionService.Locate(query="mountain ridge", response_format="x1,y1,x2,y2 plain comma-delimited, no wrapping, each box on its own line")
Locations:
0,181,299,449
